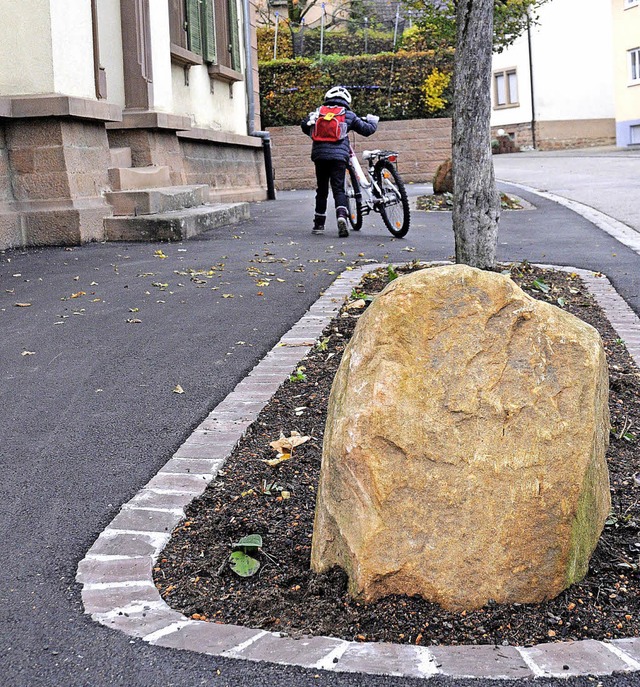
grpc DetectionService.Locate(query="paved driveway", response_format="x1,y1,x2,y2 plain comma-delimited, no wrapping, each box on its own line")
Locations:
493,146,640,233
2,169,640,686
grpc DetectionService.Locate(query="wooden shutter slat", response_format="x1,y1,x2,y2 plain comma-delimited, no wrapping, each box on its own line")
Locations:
227,0,241,71
186,0,203,55
202,0,217,63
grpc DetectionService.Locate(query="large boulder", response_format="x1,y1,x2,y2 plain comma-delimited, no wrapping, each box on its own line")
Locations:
311,265,611,611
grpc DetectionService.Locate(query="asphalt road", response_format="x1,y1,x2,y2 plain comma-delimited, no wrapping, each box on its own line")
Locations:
1,174,639,686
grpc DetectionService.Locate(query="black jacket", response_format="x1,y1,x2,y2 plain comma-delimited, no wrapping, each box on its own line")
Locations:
301,97,377,163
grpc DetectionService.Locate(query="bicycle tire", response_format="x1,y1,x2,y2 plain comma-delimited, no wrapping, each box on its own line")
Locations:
375,160,410,238
345,165,363,231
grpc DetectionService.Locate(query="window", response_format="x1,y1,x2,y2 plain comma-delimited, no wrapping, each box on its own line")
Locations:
494,69,519,108
630,48,640,84
169,0,241,75
624,0,639,8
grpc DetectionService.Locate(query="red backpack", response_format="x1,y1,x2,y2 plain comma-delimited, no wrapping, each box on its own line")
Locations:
311,106,348,142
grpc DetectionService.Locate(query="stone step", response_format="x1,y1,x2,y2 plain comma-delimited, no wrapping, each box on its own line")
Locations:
209,186,269,204
109,147,132,169
105,185,210,217
108,165,172,191
104,202,249,242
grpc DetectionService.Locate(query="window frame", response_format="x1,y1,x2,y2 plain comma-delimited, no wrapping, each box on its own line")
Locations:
493,68,519,109
629,47,640,85
169,0,242,81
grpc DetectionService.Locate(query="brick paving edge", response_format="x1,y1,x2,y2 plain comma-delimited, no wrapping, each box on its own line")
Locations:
77,261,640,681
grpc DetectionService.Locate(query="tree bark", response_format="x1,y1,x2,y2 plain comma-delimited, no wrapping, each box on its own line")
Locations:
452,0,500,269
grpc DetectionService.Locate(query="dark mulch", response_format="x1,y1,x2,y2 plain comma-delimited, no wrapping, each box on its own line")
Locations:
155,262,640,647
416,192,525,211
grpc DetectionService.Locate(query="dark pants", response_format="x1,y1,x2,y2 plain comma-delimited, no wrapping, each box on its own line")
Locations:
314,160,348,218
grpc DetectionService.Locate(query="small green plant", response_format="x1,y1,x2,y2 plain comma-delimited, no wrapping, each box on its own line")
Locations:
289,366,307,382
387,264,399,282
229,534,263,577
531,277,550,294
351,288,367,300
316,336,330,352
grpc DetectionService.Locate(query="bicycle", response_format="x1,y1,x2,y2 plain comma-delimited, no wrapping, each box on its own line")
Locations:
345,145,411,238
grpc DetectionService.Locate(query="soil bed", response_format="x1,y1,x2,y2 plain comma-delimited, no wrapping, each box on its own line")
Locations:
155,262,640,647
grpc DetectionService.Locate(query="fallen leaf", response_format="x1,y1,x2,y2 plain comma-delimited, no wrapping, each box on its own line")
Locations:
173,384,185,394
269,431,311,455
346,299,366,310
126,318,142,324
222,294,234,298
15,302,32,307
21,351,35,356
261,454,292,467
154,250,168,259
70,291,86,299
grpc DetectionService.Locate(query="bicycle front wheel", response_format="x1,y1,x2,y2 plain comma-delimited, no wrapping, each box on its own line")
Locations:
345,166,363,231
375,161,410,238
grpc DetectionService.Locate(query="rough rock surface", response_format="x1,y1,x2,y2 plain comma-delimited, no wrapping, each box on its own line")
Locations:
311,265,611,610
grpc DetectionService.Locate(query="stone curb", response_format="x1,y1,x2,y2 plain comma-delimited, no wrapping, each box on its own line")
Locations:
77,262,640,681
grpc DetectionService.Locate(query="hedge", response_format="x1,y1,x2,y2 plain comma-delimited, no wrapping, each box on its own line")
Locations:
257,26,398,61
259,50,454,127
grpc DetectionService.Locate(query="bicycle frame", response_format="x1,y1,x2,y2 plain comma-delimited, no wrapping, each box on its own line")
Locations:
348,145,400,215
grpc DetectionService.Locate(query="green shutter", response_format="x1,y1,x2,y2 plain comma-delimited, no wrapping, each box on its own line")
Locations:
227,0,241,71
202,0,217,63
186,0,203,55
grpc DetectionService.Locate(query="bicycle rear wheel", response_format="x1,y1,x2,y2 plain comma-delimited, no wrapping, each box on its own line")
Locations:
375,161,410,238
345,166,363,231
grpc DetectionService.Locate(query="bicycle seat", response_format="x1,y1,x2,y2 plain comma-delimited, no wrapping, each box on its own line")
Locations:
362,150,382,160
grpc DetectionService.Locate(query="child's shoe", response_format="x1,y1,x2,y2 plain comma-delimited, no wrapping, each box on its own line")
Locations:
312,214,325,234
336,207,349,238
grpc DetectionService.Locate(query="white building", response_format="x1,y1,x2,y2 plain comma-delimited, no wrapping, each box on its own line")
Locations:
612,0,640,145
490,0,617,150
0,0,271,249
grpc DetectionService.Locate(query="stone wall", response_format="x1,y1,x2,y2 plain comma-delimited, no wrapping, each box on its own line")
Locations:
491,118,616,152
267,118,452,191
0,119,113,248
179,136,268,203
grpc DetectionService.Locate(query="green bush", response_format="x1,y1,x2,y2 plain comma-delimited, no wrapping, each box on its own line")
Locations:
259,50,454,127
257,26,398,61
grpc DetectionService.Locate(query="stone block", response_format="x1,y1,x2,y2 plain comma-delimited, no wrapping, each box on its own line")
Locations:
521,640,632,677
81,582,160,615
76,556,154,585
337,642,437,677
108,507,182,534
87,531,161,558
12,172,71,200
5,119,64,148
110,147,132,168
0,210,22,249
104,202,249,242
153,621,264,654
105,185,210,216
108,166,172,191
312,264,610,610
230,632,346,668
429,644,533,679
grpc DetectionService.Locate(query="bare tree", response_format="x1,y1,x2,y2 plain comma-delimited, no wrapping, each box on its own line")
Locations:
452,0,500,269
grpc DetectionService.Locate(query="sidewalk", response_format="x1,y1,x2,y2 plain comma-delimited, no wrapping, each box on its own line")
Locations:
3,152,640,686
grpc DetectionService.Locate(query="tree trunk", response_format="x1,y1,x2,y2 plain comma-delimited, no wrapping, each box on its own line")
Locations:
452,0,500,269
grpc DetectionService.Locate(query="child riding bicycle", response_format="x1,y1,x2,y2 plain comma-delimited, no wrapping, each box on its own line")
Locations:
301,86,379,238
